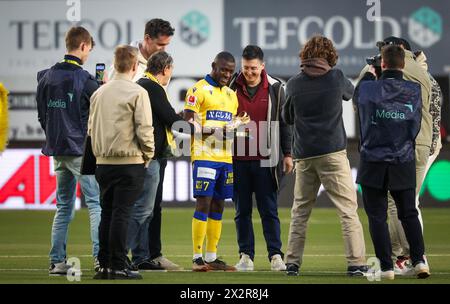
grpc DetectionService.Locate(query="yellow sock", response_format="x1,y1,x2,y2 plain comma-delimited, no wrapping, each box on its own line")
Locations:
192,212,208,257
206,213,223,255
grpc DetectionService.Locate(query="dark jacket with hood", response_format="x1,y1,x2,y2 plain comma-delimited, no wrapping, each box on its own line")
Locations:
282,58,354,160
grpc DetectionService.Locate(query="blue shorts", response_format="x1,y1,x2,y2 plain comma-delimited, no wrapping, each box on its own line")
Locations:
192,160,233,200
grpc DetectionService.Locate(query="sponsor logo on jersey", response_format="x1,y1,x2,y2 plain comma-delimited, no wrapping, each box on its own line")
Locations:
187,95,197,106
206,110,232,122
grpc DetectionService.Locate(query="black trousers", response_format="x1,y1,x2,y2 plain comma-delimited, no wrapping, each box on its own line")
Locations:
148,158,167,260
361,185,425,271
95,164,145,270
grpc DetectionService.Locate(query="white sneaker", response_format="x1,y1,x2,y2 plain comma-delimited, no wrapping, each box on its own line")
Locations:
423,255,429,267
49,261,74,276
394,256,414,276
235,253,254,271
152,256,183,271
415,262,430,279
381,270,395,280
270,254,286,271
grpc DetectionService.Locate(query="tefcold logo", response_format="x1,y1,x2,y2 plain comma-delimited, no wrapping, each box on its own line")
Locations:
408,7,442,48
180,11,210,47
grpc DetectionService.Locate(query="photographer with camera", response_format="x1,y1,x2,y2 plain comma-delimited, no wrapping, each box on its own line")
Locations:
357,37,432,274
354,45,430,280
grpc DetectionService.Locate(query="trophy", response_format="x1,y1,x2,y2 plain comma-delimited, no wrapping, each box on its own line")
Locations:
226,111,251,138
226,111,250,129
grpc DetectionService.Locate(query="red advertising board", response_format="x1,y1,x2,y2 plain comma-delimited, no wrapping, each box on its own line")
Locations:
0,149,81,209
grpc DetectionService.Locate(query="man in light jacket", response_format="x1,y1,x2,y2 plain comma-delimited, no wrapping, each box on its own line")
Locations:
89,45,155,280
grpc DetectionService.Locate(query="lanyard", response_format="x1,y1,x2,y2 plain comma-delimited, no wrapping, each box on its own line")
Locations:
143,72,175,148
61,59,81,67
143,72,159,84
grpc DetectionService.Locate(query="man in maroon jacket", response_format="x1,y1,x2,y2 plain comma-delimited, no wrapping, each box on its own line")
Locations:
230,45,293,271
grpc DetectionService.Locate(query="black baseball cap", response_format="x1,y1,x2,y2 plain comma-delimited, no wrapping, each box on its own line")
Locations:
376,36,412,51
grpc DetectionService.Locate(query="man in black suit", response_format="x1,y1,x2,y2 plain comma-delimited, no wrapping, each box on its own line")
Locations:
354,45,429,280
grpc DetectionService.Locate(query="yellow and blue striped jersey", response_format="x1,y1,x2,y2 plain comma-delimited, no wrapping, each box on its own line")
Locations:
185,75,238,164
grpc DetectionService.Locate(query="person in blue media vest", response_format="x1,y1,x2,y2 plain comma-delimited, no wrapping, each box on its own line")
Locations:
36,26,101,276
354,44,429,280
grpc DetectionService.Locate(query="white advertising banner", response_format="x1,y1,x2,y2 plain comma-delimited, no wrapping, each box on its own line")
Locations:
0,0,224,91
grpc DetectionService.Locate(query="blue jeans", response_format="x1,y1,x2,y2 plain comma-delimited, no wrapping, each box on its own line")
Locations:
127,160,160,264
49,156,101,264
233,160,283,261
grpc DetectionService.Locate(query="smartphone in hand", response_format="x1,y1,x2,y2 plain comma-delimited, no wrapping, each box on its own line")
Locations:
95,63,106,85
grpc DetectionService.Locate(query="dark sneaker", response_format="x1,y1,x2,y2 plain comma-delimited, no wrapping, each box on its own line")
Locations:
110,268,143,280
205,259,236,271
347,265,369,277
192,257,210,272
286,263,299,276
137,259,165,271
93,268,110,280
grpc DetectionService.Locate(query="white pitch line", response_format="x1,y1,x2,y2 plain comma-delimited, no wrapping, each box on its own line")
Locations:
2,254,450,258
1,269,450,275
0,269,90,271
0,255,93,258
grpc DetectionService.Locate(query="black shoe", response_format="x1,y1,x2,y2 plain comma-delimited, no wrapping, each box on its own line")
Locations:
137,259,165,271
286,263,299,276
110,268,143,280
205,258,236,271
125,257,139,273
347,265,369,277
192,257,209,272
93,268,110,280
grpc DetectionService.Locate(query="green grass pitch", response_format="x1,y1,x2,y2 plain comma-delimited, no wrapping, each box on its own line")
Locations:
0,207,449,284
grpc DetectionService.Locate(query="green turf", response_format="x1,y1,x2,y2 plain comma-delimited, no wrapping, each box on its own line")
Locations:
0,207,449,284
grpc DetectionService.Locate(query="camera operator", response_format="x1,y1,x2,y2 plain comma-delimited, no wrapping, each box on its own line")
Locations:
357,37,432,272
354,45,430,280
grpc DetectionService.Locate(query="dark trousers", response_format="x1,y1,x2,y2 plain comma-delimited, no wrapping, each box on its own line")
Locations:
148,158,167,260
361,185,425,271
95,164,145,270
233,160,283,261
